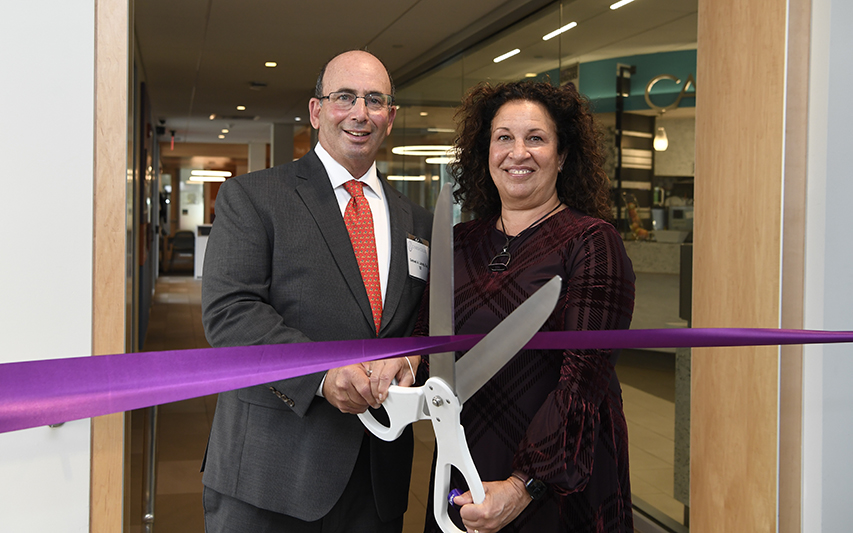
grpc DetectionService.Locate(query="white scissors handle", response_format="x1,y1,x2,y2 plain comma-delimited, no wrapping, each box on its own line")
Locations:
357,384,428,441
425,376,485,533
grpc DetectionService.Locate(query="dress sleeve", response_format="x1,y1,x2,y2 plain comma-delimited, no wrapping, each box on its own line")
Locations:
511,222,635,495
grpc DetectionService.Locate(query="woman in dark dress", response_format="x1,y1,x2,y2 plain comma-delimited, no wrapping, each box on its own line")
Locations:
417,81,635,533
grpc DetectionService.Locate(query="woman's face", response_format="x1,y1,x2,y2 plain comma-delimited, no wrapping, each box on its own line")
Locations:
488,99,566,211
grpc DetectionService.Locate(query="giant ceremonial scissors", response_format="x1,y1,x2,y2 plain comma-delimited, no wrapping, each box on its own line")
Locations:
359,184,561,533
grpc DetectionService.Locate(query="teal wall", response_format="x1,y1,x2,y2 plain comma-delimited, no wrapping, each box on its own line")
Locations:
578,49,696,113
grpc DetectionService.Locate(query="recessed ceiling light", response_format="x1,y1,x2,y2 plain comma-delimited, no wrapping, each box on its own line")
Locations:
493,49,521,63
264,61,277,68
295,117,301,122
542,21,577,41
221,128,229,133
610,0,635,9
236,105,246,111
209,114,216,120
420,112,428,117
218,134,225,139
525,73,538,78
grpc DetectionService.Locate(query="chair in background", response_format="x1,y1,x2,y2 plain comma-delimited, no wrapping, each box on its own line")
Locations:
167,230,195,272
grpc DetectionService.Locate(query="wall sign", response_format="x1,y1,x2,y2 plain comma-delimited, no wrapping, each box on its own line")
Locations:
645,74,697,112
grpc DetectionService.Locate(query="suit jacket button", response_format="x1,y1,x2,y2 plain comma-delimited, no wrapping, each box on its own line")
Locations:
269,386,296,407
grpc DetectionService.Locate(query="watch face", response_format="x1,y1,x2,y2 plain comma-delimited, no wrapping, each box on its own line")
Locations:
526,479,547,500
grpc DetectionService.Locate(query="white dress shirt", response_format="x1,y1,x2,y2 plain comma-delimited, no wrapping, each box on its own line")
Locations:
315,142,390,304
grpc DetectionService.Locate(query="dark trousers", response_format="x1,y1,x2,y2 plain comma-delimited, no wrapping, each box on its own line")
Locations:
203,434,405,533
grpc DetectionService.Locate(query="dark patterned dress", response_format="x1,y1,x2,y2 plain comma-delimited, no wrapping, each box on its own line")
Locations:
417,207,636,532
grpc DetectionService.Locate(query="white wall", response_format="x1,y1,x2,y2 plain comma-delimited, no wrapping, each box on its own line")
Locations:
0,2,96,531
803,0,853,530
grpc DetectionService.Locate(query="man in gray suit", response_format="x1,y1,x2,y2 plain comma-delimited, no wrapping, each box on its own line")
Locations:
201,50,432,532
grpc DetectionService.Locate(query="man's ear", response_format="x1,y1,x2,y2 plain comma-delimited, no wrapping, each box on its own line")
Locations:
385,104,397,136
309,98,322,130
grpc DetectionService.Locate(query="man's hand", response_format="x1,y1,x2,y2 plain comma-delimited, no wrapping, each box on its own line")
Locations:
324,356,420,413
451,477,531,533
363,356,420,404
322,364,374,413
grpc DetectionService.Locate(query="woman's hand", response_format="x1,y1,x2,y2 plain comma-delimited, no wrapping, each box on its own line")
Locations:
362,355,420,404
452,477,531,533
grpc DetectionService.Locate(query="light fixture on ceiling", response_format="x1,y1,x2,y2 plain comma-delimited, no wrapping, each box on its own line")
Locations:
295,117,301,122
218,134,226,139
387,175,427,181
209,113,217,120
221,128,229,133
187,176,226,184
525,73,538,78
493,49,521,63
542,21,577,41
426,157,455,165
191,170,232,178
236,105,246,111
653,126,669,151
264,61,277,68
392,145,455,157
419,112,428,117
610,0,636,10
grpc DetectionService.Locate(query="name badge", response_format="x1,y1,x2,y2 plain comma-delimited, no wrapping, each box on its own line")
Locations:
407,234,429,282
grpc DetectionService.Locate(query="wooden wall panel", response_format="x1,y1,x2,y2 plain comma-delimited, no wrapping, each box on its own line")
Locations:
91,0,129,531
692,0,788,530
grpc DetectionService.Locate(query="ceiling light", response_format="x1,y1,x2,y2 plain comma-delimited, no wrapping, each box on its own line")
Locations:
218,134,226,139
191,170,232,177
525,73,538,78
391,145,455,157
187,176,227,183
221,128,229,133
493,49,521,63
542,21,577,41
209,113,217,120
610,0,636,9
295,117,301,122
426,128,455,133
387,175,426,181
425,157,455,165
265,61,277,68
653,127,669,151
236,105,246,111
420,112,428,117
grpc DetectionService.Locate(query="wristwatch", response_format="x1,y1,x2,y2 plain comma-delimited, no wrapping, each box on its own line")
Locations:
512,472,548,500
524,478,547,500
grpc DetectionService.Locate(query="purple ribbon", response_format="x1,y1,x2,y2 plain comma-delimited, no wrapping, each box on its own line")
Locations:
1,328,852,434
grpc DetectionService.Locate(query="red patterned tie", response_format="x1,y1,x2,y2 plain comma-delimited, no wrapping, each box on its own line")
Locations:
343,179,382,335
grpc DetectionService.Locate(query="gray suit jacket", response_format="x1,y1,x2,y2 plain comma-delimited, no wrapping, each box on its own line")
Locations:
200,150,433,521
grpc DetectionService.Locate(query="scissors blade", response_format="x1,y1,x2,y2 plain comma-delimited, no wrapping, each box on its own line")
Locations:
429,183,456,391
454,275,562,404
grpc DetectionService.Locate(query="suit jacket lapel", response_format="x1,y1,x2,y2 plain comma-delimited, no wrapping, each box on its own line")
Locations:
379,175,413,336
294,152,376,333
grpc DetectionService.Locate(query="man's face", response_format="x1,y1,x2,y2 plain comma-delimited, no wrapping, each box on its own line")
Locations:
309,51,396,177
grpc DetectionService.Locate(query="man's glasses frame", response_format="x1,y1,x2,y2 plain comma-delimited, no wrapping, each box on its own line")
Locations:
319,91,394,112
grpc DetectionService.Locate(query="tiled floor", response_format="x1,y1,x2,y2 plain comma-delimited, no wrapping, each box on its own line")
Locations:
139,272,686,531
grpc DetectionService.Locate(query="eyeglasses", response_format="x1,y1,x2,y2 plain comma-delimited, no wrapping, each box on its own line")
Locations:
319,91,394,112
488,249,511,272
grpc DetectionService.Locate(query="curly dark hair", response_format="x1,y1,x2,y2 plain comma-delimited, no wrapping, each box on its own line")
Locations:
450,80,612,221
